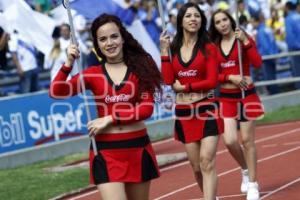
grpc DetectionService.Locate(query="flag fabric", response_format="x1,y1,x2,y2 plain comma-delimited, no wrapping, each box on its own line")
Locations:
49,4,69,25
70,0,135,25
0,12,9,32
1,0,55,55
126,20,161,66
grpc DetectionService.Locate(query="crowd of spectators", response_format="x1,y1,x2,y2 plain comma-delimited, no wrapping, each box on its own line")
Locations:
0,0,300,97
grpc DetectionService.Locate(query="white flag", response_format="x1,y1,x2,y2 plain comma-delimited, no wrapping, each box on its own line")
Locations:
2,0,55,55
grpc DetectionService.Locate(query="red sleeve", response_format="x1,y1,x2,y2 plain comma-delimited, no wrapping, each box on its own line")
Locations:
49,64,91,99
242,38,262,68
184,44,218,92
111,92,154,125
161,56,175,85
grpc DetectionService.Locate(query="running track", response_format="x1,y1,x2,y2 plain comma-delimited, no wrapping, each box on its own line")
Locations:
60,121,300,200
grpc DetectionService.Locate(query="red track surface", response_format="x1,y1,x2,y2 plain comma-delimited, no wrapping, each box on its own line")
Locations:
61,121,300,200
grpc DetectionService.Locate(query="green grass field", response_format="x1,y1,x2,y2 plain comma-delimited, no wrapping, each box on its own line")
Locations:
257,104,300,125
0,153,89,200
1,105,300,200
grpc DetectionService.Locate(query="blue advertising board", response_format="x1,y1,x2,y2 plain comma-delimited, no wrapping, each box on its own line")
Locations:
0,92,96,154
0,87,174,154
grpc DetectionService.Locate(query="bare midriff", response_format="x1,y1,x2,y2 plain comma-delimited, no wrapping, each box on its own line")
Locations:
101,121,146,134
175,91,211,104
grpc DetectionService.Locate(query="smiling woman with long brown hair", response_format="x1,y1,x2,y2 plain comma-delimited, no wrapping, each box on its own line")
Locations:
49,14,162,200
160,3,223,200
209,9,263,200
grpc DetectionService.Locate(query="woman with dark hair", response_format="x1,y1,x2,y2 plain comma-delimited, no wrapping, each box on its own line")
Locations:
49,14,161,200
209,9,263,200
160,3,223,200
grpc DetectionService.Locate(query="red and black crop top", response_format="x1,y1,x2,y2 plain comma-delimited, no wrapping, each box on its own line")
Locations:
161,43,218,92
216,38,262,83
49,64,154,125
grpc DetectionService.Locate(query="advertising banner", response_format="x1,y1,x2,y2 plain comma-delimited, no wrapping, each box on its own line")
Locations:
0,88,174,154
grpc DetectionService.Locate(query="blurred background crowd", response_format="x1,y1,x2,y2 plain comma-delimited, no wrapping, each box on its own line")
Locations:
0,0,300,97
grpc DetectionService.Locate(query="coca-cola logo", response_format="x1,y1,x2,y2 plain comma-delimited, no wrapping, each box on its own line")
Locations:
105,94,131,103
178,70,197,77
221,60,235,68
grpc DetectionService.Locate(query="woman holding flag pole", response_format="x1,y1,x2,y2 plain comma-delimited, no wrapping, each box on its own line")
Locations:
209,9,264,200
49,1,161,199
160,2,223,200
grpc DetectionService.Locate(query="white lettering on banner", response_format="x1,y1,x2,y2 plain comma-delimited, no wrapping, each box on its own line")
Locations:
221,60,236,68
65,111,77,131
51,113,66,136
11,113,26,144
41,116,53,138
28,108,83,141
178,70,197,77
0,114,26,148
0,106,84,149
28,111,42,139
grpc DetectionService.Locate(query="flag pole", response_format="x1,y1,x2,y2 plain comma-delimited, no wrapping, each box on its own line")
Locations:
62,0,98,156
156,0,172,60
235,2,245,99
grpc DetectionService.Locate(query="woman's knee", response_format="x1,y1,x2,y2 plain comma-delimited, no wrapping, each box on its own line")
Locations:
199,156,215,172
241,137,255,150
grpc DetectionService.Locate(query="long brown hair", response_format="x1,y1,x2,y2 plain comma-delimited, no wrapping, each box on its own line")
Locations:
91,14,162,96
209,9,236,44
171,2,211,57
